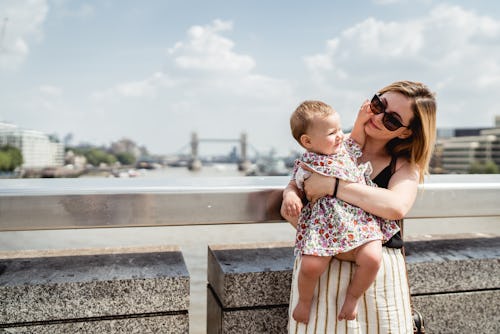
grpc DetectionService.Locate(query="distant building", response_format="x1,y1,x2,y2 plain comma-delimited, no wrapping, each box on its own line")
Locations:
432,116,500,174
0,122,64,168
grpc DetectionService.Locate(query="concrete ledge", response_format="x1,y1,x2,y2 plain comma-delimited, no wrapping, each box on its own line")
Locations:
207,286,288,334
0,314,187,334
405,237,500,293
406,237,500,334
412,290,499,334
207,243,294,308
0,248,189,333
207,237,500,334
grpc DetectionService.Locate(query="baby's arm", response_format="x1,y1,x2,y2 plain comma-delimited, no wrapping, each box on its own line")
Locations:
349,100,372,149
281,180,304,228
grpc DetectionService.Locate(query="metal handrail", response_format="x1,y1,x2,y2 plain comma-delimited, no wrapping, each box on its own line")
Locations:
1,175,500,231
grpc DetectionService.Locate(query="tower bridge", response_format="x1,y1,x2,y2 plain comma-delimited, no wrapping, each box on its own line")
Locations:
189,132,251,171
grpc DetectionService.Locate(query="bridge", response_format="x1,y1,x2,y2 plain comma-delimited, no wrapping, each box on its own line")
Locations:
0,175,499,333
187,132,251,171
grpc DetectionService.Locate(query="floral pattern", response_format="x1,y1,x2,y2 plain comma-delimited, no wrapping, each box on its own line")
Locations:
293,138,400,257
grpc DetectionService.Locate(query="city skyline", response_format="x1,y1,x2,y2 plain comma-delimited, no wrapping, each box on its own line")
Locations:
1,1,500,156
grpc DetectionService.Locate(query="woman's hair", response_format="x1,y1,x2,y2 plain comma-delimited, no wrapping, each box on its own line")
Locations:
290,100,335,146
379,81,437,183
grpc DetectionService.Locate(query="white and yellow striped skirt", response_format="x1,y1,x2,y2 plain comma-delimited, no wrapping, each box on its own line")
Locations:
288,247,413,334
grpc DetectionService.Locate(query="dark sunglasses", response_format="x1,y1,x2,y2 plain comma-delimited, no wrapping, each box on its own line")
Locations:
370,94,409,131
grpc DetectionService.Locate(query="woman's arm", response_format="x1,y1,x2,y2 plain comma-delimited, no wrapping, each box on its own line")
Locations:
303,161,420,220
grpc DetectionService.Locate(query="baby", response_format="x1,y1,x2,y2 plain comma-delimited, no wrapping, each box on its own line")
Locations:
285,100,400,323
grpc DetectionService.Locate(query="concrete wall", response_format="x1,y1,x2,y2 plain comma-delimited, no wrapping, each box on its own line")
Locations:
0,247,189,333
207,237,500,334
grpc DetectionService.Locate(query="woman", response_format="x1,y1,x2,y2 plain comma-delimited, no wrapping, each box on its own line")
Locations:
281,80,436,333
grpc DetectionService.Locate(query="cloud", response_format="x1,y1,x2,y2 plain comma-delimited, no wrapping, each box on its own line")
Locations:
0,0,48,70
92,19,293,106
91,72,174,101
87,19,295,154
168,19,255,73
303,4,500,127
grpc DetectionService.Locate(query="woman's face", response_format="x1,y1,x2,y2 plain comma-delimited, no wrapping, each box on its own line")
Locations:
365,91,413,141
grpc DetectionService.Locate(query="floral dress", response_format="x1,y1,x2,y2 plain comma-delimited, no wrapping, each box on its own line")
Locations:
292,138,400,257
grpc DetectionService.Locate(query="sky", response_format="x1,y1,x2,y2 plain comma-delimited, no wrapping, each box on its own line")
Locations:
1,0,500,157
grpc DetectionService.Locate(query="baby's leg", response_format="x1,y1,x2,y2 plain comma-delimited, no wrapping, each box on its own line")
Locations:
338,240,382,321
293,255,331,324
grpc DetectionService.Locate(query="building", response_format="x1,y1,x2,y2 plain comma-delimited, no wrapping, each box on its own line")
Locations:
433,116,500,174
0,122,64,168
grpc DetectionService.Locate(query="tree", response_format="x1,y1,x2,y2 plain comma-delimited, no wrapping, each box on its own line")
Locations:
0,145,23,171
63,133,74,146
469,160,499,174
0,151,11,171
483,160,500,174
85,148,116,167
116,152,136,165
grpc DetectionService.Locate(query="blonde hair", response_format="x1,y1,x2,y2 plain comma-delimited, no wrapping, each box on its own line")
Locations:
379,81,437,183
290,100,335,147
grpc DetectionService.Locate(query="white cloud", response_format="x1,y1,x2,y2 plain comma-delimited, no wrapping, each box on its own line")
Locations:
86,19,295,154
168,19,255,73
91,72,174,101
303,4,500,128
92,19,293,106
0,0,48,70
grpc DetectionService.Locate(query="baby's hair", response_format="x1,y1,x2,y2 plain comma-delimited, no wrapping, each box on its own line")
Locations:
290,100,335,145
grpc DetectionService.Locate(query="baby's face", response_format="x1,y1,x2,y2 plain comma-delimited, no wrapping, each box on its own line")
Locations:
307,113,343,155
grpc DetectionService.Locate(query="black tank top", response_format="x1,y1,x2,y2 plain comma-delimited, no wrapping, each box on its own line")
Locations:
371,156,404,248
372,156,397,189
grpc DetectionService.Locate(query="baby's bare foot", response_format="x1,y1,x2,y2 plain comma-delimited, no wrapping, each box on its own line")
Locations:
293,302,311,324
338,293,359,321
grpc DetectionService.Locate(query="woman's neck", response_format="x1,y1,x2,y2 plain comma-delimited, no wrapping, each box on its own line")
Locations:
362,137,389,159
360,137,392,175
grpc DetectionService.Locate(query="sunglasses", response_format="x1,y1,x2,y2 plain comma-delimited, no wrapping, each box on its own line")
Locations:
370,94,409,131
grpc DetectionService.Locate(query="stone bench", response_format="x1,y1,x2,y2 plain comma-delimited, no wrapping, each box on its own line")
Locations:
207,243,294,333
207,237,500,334
405,237,500,334
0,247,189,333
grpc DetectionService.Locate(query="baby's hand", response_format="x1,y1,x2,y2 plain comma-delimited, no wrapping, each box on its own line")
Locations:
282,193,303,218
357,100,373,124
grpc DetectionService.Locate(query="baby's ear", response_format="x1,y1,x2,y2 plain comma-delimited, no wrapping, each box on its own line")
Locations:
300,134,312,148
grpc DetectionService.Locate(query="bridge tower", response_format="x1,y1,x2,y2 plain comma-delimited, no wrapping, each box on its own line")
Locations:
188,132,202,171
238,132,251,171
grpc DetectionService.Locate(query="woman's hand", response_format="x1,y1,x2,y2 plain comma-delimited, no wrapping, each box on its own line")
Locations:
303,172,337,203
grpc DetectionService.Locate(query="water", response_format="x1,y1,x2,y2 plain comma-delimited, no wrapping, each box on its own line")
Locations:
1,165,499,333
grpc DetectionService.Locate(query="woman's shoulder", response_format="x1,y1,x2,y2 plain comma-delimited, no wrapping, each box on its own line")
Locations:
391,157,420,183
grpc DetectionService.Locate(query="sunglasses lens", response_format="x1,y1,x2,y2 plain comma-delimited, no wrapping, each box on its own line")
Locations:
383,114,403,131
370,95,384,114
371,94,406,131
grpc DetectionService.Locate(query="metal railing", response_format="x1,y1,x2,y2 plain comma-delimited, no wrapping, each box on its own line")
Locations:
1,174,500,232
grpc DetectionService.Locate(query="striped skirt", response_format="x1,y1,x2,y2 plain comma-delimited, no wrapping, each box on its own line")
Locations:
288,247,413,334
